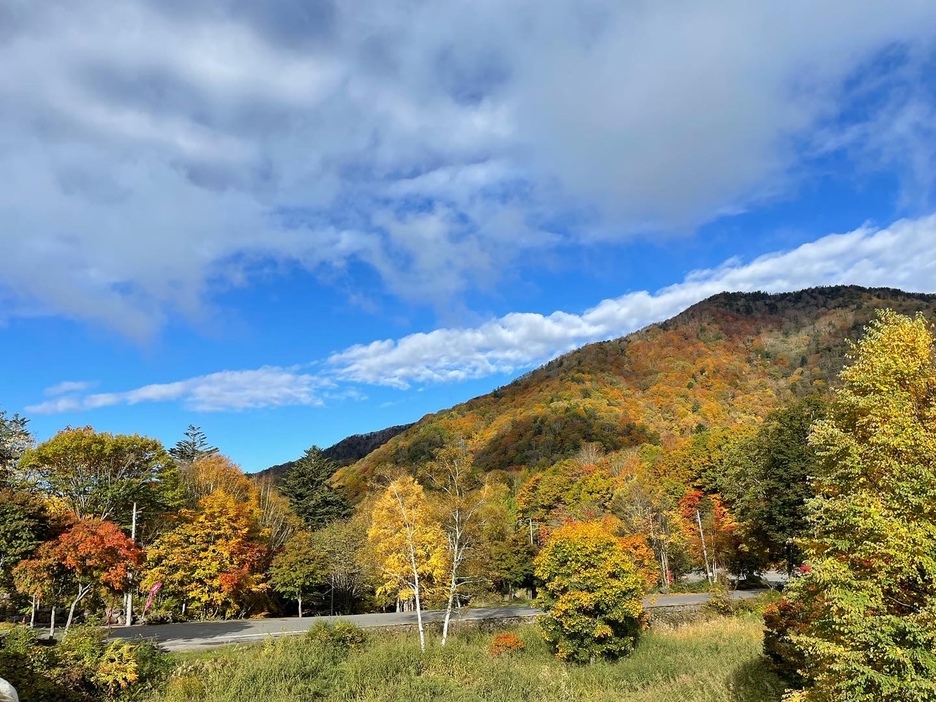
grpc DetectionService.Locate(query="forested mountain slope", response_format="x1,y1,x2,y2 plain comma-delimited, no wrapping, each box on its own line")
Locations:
334,286,936,499
257,423,414,481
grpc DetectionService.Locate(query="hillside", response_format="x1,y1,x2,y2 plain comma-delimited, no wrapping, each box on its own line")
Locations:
257,423,414,481
333,286,936,498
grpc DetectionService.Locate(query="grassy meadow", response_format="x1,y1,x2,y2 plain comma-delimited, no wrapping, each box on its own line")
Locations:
144,614,786,702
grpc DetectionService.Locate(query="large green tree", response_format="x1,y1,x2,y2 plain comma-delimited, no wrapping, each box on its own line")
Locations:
782,311,936,701
281,447,351,530
17,427,177,526
722,396,825,575
268,531,326,617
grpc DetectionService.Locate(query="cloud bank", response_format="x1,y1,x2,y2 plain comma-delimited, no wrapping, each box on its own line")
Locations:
3,0,936,337
28,215,936,413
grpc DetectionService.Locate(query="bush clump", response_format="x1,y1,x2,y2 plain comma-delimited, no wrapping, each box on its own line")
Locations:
306,621,367,652
489,632,525,657
0,624,169,701
534,521,645,663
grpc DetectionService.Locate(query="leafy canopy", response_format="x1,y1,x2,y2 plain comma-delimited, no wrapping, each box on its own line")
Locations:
782,310,936,701
534,520,645,663
18,427,177,523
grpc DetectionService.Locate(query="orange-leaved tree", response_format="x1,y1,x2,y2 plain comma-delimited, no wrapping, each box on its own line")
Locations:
143,489,266,619
16,518,141,631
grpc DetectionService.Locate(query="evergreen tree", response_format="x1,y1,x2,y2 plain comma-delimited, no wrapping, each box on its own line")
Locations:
725,396,825,575
0,408,32,481
169,425,219,464
281,447,351,530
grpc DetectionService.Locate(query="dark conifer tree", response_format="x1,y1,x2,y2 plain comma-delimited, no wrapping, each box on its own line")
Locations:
281,446,351,530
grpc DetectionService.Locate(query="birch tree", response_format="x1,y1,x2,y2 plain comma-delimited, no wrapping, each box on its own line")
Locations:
368,476,445,651
426,444,487,646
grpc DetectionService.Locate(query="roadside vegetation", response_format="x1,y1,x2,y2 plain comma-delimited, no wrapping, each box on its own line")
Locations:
144,616,783,702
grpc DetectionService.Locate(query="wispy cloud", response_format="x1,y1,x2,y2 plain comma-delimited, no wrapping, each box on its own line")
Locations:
327,216,936,387
28,215,936,412
27,367,327,414
43,380,96,397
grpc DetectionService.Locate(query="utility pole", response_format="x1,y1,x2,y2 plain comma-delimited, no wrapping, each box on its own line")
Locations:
124,502,137,626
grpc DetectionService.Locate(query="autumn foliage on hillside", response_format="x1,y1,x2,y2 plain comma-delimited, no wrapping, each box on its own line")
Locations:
335,286,936,498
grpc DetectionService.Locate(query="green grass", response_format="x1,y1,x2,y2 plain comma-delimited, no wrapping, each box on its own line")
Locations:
145,615,786,702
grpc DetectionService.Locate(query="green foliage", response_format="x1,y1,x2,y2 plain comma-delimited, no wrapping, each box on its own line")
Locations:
281,447,351,530
306,621,367,652
0,624,169,701
534,521,645,663
780,311,936,701
718,397,825,575
485,529,536,596
476,409,658,472
17,426,178,525
0,487,51,583
268,531,327,615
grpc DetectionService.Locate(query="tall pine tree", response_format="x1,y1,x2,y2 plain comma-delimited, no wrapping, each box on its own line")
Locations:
169,425,219,464
281,447,351,530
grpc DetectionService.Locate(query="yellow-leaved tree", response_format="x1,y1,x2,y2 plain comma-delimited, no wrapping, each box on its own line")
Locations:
534,520,645,663
367,476,445,651
777,310,936,701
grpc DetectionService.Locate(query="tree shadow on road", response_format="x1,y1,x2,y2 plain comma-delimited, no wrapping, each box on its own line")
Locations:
113,619,265,651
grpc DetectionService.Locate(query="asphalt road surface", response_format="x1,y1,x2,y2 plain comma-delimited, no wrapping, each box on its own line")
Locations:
106,590,765,651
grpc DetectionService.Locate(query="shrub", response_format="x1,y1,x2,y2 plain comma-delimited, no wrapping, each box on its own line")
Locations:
489,632,525,657
534,521,645,663
702,589,735,617
92,640,140,695
142,607,176,625
306,621,367,652
762,596,810,686
0,624,169,701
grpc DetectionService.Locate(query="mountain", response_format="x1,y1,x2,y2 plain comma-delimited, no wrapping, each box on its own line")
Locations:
333,286,936,499
256,423,414,481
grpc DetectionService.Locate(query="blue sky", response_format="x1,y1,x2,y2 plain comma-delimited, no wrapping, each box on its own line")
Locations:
4,0,936,471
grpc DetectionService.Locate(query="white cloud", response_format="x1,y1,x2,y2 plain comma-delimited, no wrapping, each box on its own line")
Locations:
329,215,936,386
27,367,326,414
2,0,936,335
43,381,96,397
32,215,936,411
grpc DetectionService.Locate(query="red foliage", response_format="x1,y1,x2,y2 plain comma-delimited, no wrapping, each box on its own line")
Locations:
55,518,142,590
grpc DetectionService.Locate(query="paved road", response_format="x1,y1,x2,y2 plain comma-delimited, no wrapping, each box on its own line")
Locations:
106,590,765,651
